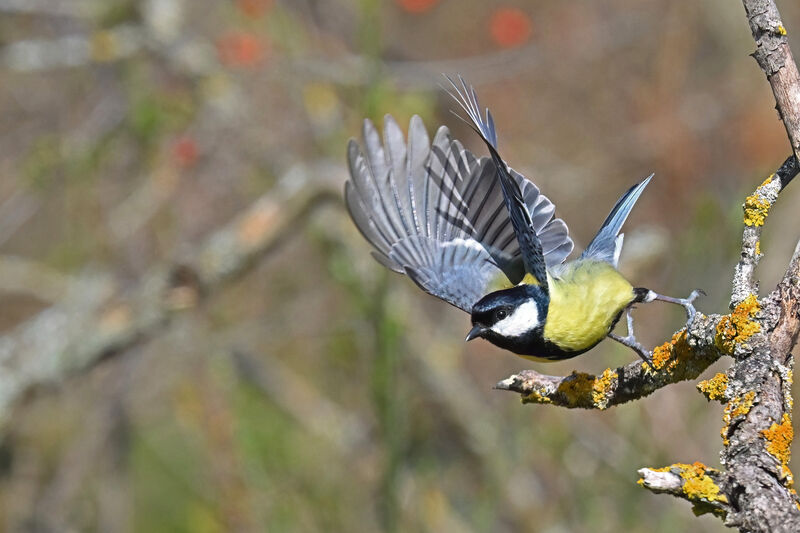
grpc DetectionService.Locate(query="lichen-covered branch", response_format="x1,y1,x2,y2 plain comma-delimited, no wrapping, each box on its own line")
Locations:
732,154,799,306
638,462,729,518
0,167,341,429
495,316,722,409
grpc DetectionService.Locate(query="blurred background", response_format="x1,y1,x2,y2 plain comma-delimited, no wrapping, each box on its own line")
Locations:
0,0,799,531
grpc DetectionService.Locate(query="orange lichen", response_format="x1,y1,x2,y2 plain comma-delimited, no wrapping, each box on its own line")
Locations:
721,391,757,446
761,413,794,488
743,194,771,227
715,295,761,354
698,373,728,402
643,331,692,375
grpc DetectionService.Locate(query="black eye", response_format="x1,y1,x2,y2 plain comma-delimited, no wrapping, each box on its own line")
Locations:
495,308,508,320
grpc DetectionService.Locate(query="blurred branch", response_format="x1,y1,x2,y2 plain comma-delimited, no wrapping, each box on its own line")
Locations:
1,11,643,88
0,190,41,248
0,255,74,302
0,0,98,18
231,349,371,457
0,164,341,430
227,343,476,531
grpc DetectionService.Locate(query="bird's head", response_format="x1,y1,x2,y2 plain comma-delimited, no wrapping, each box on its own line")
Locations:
466,284,549,351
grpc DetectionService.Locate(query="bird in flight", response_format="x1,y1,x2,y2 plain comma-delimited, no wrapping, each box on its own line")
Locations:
344,76,702,365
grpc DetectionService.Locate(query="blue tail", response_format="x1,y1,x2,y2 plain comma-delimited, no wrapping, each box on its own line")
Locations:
580,175,653,266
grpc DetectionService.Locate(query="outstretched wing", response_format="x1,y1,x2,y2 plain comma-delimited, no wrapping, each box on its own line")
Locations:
580,175,652,267
445,75,561,291
345,115,572,312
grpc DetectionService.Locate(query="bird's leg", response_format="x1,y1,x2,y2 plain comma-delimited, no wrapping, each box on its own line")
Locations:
608,310,654,369
643,289,705,327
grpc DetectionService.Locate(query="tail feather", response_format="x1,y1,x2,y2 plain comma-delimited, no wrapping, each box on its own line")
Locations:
580,175,653,266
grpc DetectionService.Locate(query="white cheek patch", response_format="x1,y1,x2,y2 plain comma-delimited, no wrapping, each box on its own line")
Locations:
492,300,540,338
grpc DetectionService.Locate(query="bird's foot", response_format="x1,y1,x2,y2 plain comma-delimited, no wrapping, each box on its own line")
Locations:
609,311,654,369
650,289,706,328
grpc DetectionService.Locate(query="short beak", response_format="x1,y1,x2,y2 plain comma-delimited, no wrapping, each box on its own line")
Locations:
465,324,487,342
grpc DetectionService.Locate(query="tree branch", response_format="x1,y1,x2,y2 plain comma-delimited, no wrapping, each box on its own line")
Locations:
0,165,341,430
494,314,722,409
732,154,798,306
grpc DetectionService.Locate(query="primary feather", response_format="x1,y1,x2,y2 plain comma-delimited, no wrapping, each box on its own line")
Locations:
444,75,551,290
345,114,573,312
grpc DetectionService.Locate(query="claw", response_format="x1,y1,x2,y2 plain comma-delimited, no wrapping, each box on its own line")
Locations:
682,289,705,327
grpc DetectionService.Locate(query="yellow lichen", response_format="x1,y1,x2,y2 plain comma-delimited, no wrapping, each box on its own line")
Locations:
677,462,728,505
755,240,761,256
715,295,761,354
556,371,595,405
553,371,596,409
743,193,771,227
521,388,552,405
777,25,787,36
639,462,727,516
591,368,618,409
529,370,618,409
698,373,728,402
761,413,794,488
761,174,774,187
721,391,757,446
643,331,692,375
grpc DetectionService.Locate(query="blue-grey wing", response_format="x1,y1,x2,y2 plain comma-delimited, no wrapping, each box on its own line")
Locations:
345,115,572,312
390,236,504,312
444,75,572,290
580,175,653,267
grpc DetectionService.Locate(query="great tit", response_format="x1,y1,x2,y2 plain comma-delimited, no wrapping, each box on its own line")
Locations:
344,76,701,365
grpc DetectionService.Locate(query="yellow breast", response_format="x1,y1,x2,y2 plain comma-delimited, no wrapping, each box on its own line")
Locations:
542,260,635,352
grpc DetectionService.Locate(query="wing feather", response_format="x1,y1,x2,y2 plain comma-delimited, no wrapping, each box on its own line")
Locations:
580,175,652,266
443,75,571,290
345,113,573,312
